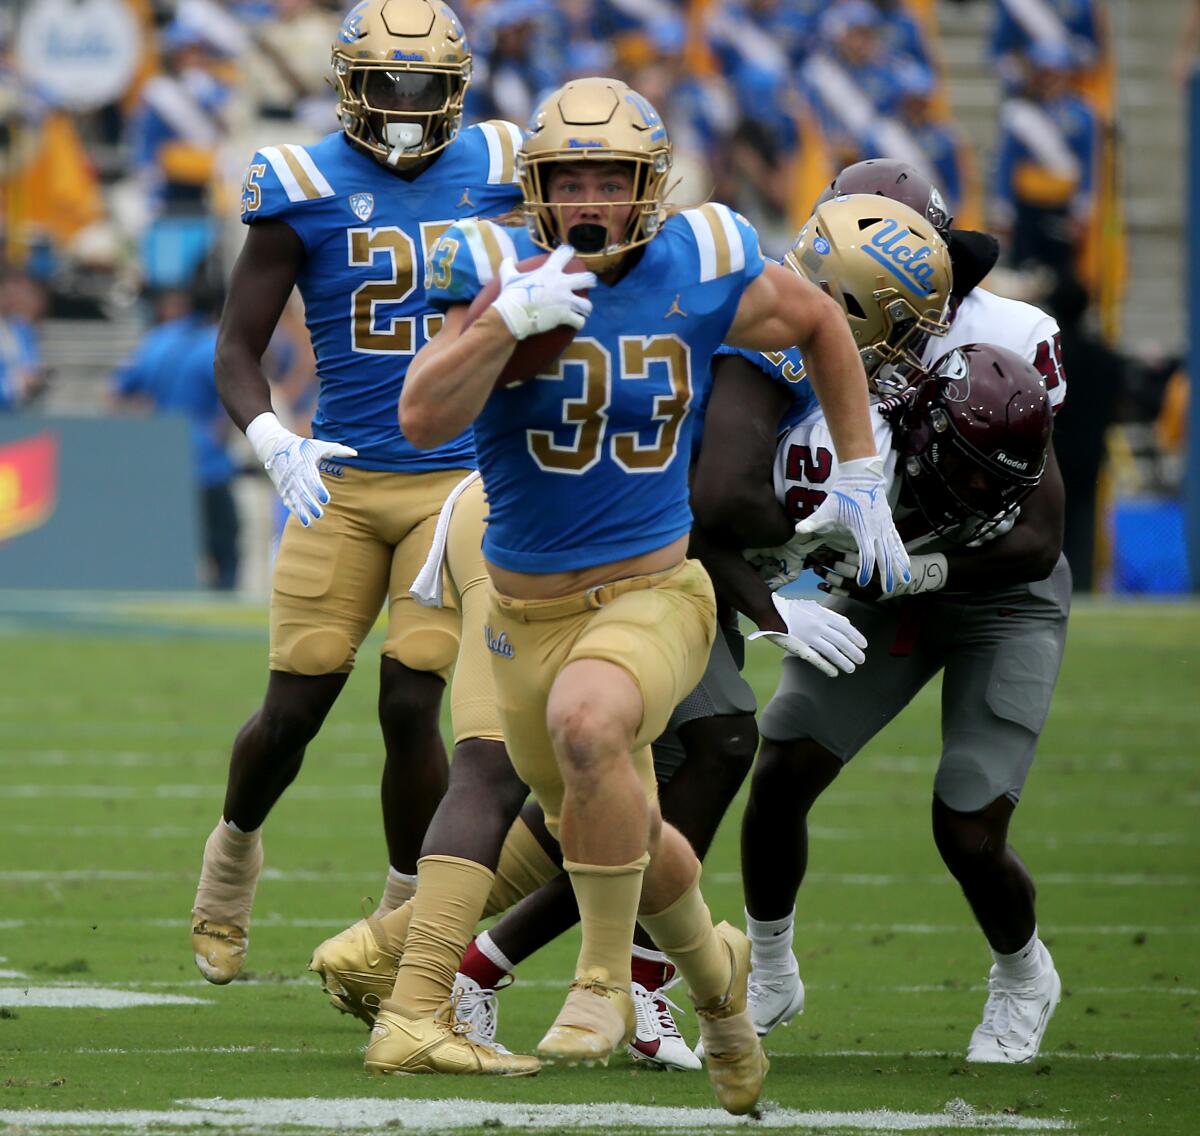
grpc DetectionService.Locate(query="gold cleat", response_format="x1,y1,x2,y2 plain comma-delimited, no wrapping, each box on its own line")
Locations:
192,920,248,986
694,922,769,1116
536,968,636,1067
365,1003,540,1076
309,915,401,1026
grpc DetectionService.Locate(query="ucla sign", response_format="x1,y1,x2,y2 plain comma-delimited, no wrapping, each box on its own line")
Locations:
16,0,141,111
862,218,937,297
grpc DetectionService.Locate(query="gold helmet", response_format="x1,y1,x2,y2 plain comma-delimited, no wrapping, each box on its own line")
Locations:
331,0,471,168
785,194,953,394
520,77,672,272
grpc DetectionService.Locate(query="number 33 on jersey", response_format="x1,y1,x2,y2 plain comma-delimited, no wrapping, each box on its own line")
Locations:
426,203,765,573
240,121,523,471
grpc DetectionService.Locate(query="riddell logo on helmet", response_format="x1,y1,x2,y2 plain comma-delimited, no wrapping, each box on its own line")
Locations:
995,451,1029,471
863,218,937,297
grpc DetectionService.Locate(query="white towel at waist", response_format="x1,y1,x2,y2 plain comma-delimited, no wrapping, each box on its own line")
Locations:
409,470,482,607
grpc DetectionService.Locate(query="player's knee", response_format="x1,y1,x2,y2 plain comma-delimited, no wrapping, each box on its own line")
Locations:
447,738,528,815
278,629,355,676
385,628,458,682
932,794,1014,871
378,660,446,729
547,700,629,782
751,737,840,814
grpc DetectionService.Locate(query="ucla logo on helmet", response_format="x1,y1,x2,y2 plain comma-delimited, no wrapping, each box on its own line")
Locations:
349,192,375,221
862,217,937,297
339,0,369,43
812,235,831,256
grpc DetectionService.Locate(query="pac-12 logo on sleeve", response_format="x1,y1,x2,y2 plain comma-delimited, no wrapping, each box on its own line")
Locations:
348,193,375,222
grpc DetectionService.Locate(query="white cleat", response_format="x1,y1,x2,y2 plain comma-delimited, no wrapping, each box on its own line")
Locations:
628,979,701,1071
451,972,508,1051
748,967,806,1036
967,945,1062,1064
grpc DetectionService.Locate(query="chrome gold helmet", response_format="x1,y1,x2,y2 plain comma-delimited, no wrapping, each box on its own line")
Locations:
331,0,471,168
520,77,672,272
785,194,953,394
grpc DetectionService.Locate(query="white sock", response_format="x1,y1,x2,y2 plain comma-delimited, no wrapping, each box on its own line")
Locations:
990,929,1046,983
374,867,418,916
745,908,798,974
475,929,516,975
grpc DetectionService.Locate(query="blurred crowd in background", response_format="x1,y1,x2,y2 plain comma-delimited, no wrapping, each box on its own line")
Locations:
0,0,1190,593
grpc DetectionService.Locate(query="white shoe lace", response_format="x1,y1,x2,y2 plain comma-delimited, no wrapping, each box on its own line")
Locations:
633,976,688,1042
451,973,511,1049
979,975,1042,1039
747,970,795,1006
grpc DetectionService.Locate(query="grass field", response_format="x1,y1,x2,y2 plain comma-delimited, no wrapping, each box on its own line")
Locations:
0,595,1197,1134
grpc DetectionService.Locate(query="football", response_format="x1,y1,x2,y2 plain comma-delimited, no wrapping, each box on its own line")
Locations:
462,253,590,389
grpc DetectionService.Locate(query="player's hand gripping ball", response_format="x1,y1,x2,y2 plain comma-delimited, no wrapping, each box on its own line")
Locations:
464,245,594,388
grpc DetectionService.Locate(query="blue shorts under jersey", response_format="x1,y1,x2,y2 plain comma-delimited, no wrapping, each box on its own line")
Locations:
240,123,524,472
426,205,766,572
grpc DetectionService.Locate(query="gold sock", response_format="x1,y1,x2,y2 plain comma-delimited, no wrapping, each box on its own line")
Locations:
563,854,649,991
377,898,414,954
192,820,263,927
482,817,562,917
388,855,494,1019
374,868,417,916
638,868,731,1006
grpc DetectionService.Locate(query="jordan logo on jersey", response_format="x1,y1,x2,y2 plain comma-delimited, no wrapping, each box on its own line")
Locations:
457,188,474,209
485,625,514,659
349,193,375,222
664,294,687,319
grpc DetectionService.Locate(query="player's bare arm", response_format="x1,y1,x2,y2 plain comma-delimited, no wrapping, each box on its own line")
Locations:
725,262,877,464
688,526,781,632
399,304,517,447
691,354,794,549
214,219,306,430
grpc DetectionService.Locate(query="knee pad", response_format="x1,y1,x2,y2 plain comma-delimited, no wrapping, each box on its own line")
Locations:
276,628,355,676
385,627,459,683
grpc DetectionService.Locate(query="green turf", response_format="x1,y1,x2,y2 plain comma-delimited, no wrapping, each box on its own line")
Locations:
0,599,1197,1134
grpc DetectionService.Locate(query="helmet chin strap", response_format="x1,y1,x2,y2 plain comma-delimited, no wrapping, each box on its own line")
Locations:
384,121,425,166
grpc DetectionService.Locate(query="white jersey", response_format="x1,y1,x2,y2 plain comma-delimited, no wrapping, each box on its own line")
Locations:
772,404,900,526
924,287,1066,414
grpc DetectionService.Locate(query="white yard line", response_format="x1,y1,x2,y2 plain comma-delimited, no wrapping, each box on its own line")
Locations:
0,987,210,1008
0,1098,1076,1132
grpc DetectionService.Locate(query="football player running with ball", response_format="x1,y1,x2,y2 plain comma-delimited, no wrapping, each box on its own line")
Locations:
365,77,909,1113
190,0,525,984
732,181,1070,1066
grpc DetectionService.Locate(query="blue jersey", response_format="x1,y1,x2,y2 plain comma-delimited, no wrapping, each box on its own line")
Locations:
427,204,765,572
240,122,524,471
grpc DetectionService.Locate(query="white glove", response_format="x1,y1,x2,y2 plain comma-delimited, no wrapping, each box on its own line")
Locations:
966,507,1019,548
821,550,947,599
794,455,911,596
491,244,597,340
749,594,867,677
245,411,357,527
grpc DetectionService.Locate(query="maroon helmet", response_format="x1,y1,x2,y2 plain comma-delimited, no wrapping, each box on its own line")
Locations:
816,159,953,236
886,343,1051,543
